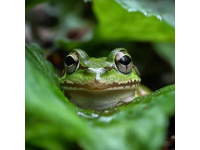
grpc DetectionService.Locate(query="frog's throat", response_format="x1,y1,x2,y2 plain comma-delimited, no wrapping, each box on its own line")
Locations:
64,89,136,110
61,79,140,91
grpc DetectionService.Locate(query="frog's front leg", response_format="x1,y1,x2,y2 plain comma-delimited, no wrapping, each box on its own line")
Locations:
135,84,151,97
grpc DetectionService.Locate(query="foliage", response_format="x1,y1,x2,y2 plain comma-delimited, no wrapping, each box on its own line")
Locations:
25,0,175,149
93,0,175,42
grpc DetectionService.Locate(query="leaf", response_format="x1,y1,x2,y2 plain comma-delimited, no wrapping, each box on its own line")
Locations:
25,57,119,150
88,85,175,150
116,0,175,27
92,0,175,42
25,44,59,86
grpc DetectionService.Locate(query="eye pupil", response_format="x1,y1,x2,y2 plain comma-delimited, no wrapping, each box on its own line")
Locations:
119,55,131,66
65,56,75,66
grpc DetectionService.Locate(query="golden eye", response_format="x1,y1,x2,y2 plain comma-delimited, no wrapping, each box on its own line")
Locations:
115,51,132,74
64,52,79,74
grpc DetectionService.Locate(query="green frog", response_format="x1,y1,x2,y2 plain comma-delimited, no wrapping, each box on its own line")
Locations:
60,48,150,110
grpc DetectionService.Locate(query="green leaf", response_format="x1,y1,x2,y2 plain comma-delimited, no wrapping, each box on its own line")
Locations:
25,59,110,150
26,44,175,150
92,0,175,42
89,85,175,150
116,0,175,27
25,44,59,86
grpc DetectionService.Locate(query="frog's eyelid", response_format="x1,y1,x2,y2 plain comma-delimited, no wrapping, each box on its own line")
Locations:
73,49,90,59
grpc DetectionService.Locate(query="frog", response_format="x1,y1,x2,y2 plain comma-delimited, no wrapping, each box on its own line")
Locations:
60,48,150,110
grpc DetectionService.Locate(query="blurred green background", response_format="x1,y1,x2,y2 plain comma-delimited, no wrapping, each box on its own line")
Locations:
25,0,175,150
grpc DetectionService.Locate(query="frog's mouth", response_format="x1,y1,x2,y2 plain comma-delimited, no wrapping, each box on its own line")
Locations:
60,79,140,91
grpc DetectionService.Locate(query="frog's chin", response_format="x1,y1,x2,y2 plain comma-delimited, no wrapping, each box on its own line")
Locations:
63,88,137,110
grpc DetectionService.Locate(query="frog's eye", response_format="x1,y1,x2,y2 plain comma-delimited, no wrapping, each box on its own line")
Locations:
115,51,132,74
64,52,79,74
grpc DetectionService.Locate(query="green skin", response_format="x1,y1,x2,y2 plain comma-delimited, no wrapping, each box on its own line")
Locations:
60,48,150,110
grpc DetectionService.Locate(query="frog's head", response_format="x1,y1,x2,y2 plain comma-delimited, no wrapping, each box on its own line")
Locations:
60,48,141,109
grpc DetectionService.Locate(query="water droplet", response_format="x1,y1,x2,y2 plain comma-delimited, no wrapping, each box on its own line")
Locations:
156,15,162,21
98,116,113,123
77,111,99,119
